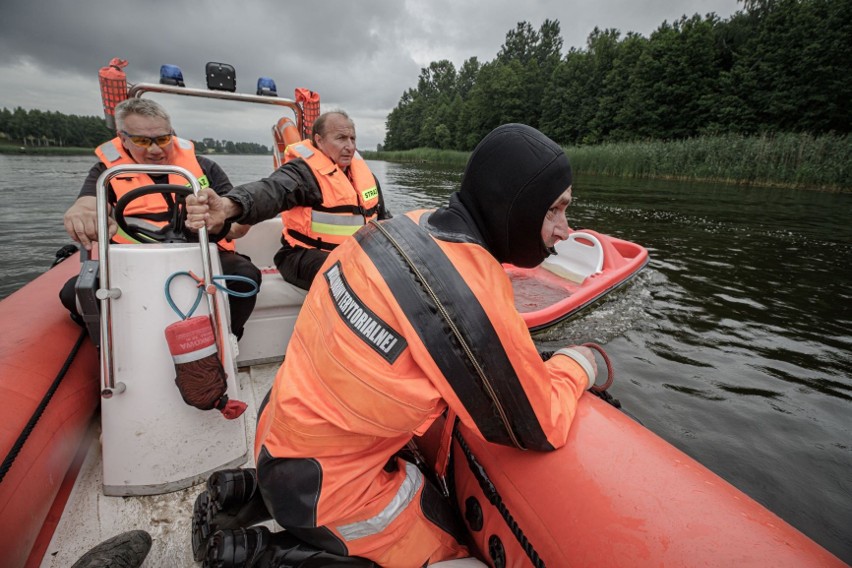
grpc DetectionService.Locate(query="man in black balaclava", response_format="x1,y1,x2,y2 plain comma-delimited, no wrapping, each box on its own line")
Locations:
201,124,598,568
428,122,574,267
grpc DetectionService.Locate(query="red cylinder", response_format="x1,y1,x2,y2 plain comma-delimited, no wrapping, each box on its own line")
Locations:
164,315,216,362
98,58,129,129
295,87,321,136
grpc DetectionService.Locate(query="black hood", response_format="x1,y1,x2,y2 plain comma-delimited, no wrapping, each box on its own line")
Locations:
455,124,572,268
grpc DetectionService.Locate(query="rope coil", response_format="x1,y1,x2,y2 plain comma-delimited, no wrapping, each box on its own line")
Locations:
164,270,258,320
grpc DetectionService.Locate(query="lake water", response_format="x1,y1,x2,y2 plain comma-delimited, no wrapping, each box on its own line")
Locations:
1,153,850,563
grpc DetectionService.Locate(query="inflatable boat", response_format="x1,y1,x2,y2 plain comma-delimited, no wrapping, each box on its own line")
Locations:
506,230,649,332
1,249,844,567
0,59,844,567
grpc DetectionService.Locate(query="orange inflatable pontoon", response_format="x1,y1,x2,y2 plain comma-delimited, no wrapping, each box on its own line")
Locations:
0,257,99,568
418,397,846,567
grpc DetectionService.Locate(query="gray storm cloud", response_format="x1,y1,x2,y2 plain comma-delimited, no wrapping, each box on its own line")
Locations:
0,0,740,149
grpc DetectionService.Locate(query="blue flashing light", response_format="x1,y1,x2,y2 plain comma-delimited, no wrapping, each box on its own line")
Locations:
257,77,278,96
160,64,185,87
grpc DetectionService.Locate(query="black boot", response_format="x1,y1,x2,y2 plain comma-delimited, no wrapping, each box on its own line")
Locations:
192,468,273,561
204,526,377,568
70,530,152,568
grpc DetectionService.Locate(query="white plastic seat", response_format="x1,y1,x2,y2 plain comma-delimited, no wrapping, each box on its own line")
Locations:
232,216,285,268
234,218,307,365
541,231,605,283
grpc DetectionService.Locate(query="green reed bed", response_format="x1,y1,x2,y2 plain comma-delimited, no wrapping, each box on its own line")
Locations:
565,133,850,191
370,134,850,192
362,148,470,167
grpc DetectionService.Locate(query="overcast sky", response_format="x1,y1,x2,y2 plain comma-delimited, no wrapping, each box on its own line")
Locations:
1,0,742,150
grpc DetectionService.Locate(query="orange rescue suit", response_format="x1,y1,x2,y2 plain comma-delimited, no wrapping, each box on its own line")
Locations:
254,210,591,567
94,137,234,249
280,140,379,251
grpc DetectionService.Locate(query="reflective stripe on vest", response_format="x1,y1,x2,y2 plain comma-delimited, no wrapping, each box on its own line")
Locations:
290,143,314,159
114,218,165,244
98,141,122,162
310,210,367,237
335,461,423,541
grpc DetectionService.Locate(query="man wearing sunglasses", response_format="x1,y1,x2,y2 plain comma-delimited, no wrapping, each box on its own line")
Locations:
59,98,261,340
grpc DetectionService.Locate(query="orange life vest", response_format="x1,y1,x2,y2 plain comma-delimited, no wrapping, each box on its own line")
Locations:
254,210,590,566
280,140,379,251
94,137,233,250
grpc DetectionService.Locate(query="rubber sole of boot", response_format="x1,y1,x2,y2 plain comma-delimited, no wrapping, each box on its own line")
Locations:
208,468,256,510
203,527,267,568
206,527,380,568
193,468,255,561
192,490,214,561
193,469,273,562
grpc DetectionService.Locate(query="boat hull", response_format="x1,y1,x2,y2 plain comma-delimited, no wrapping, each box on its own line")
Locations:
0,257,99,568
1,255,845,568
444,396,845,567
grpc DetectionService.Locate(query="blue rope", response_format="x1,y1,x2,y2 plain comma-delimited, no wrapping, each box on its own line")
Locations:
165,271,259,320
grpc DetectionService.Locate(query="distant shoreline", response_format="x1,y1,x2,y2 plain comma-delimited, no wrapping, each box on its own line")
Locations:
5,139,847,193
0,144,93,155
0,145,271,157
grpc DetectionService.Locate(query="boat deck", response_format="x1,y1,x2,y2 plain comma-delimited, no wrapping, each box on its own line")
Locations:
40,362,280,567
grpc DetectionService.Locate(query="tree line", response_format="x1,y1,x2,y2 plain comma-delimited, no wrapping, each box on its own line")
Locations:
194,138,269,155
0,107,269,154
383,0,851,151
0,107,113,148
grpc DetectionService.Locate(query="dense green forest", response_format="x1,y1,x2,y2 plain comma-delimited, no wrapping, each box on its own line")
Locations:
0,107,269,154
383,0,851,151
0,107,113,148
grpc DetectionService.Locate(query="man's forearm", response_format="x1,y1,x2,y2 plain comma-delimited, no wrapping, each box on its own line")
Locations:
226,179,295,224
221,197,243,221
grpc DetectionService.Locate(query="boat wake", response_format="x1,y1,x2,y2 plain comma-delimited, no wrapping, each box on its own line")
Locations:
533,268,658,347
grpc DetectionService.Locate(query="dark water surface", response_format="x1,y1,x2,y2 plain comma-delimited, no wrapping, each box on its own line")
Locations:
1,154,850,562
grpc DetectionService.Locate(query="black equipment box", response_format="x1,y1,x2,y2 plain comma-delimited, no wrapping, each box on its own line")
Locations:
206,62,236,92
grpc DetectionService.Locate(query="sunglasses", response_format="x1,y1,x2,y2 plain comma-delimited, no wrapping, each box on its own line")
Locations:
120,130,174,148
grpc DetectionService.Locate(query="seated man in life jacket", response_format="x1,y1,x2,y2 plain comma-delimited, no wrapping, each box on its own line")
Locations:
184,110,392,291
186,124,599,568
60,98,261,340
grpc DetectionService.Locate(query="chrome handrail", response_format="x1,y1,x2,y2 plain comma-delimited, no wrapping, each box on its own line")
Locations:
97,164,215,398
127,82,305,137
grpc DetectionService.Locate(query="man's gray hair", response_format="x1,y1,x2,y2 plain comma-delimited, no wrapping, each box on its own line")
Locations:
114,98,172,132
311,110,353,139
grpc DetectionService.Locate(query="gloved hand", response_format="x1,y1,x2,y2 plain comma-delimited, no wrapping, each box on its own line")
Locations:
552,345,598,389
